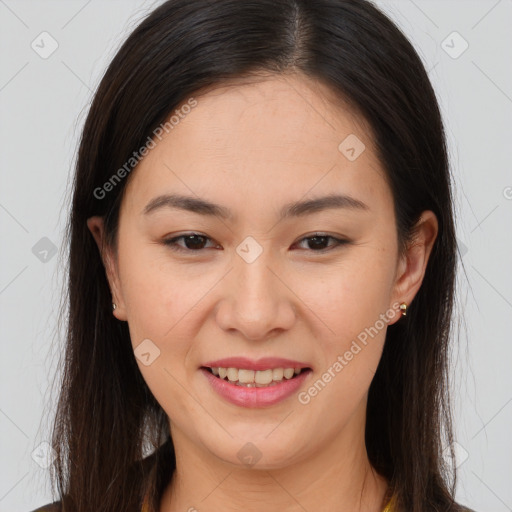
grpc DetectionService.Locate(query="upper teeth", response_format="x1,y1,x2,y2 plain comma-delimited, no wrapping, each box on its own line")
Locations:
211,367,302,384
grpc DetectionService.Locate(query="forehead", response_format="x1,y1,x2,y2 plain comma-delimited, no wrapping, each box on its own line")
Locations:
121,73,391,219
181,73,371,154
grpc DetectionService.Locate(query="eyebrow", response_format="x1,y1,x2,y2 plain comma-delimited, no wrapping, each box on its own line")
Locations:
142,192,369,221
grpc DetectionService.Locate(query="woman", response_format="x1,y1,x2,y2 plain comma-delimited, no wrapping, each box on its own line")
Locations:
33,0,475,511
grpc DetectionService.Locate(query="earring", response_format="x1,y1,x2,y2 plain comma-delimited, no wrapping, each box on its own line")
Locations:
399,302,407,316
112,303,117,311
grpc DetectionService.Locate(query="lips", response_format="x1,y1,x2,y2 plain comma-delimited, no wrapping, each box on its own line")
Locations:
200,366,312,408
199,356,313,407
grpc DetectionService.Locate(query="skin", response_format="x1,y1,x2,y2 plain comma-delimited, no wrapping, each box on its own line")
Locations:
88,73,438,512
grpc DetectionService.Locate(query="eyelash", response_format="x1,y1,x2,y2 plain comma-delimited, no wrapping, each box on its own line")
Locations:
162,232,350,254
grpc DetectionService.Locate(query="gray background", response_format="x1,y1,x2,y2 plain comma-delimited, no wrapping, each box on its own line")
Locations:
1,1,511,510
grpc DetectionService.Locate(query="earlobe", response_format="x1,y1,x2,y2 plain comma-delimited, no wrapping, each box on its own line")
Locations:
389,210,438,323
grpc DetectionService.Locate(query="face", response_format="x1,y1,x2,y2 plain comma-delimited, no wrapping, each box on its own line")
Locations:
88,73,436,471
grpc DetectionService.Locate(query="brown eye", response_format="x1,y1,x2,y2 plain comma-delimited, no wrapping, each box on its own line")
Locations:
294,234,349,252
163,233,216,252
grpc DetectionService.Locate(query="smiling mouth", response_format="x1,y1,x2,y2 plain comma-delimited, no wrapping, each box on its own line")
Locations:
201,366,312,387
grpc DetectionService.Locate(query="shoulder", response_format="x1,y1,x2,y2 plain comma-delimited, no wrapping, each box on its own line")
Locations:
30,502,61,512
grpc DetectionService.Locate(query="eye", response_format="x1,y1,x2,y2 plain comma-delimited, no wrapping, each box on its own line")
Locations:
293,233,350,252
162,232,349,253
163,233,218,252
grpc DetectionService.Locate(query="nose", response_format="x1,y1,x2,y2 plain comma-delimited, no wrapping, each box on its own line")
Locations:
215,250,296,341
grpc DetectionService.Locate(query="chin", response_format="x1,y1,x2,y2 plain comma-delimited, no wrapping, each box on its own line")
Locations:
207,435,311,471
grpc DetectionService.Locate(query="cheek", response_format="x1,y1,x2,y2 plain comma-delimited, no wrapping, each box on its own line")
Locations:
116,238,194,348
117,242,200,412
303,244,396,333
296,246,395,397
298,268,391,428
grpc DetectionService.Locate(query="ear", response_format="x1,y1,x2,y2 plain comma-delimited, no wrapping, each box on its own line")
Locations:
86,216,127,321
388,210,438,325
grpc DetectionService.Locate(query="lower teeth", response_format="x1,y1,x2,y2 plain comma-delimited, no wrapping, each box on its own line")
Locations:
234,381,279,387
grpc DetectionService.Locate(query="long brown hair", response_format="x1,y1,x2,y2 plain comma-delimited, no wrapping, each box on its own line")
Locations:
48,1,467,510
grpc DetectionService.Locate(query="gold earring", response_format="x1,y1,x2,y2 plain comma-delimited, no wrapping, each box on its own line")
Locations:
112,303,117,311
399,302,407,316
